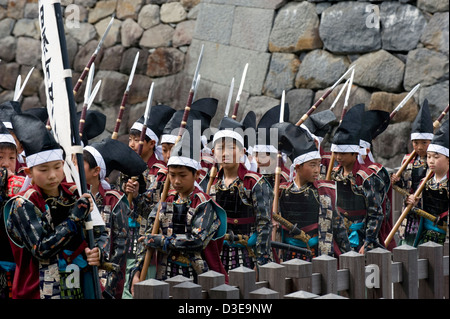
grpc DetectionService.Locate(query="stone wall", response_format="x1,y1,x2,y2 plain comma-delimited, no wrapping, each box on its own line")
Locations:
0,0,448,168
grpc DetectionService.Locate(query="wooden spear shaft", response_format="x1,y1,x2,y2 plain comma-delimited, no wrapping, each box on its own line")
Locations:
139,45,203,281
384,169,433,247
139,89,195,281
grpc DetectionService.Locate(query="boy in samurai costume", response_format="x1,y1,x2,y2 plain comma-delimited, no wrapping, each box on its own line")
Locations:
358,109,395,250
406,120,448,246
301,109,337,180
159,98,218,191
392,100,434,246
209,115,273,273
329,104,385,254
83,138,147,298
4,114,104,299
0,101,27,177
129,127,227,293
252,103,290,188
120,104,175,298
272,121,350,261
0,122,24,299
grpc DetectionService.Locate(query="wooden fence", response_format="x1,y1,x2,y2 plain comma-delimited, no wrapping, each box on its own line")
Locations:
134,241,448,299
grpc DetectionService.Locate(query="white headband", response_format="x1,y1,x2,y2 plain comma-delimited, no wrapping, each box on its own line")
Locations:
26,149,64,168
131,122,159,144
330,144,360,153
84,146,110,190
0,134,16,146
289,150,321,181
411,132,433,141
167,155,201,171
212,130,244,148
427,144,449,157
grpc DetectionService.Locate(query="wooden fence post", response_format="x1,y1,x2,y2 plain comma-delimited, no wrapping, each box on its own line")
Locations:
133,278,170,299
339,251,365,299
284,290,318,299
281,258,312,293
393,244,418,299
172,281,202,299
209,284,240,299
198,270,226,296
249,287,279,299
228,266,256,299
312,254,338,295
366,247,392,299
165,274,193,297
418,241,444,299
259,262,286,296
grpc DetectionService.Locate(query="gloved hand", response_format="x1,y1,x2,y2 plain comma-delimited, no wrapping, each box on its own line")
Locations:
68,196,91,223
145,234,165,250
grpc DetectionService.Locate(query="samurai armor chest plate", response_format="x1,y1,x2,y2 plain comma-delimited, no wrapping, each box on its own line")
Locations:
411,161,427,191
423,185,449,217
280,186,319,237
171,202,190,235
336,180,366,222
215,184,254,235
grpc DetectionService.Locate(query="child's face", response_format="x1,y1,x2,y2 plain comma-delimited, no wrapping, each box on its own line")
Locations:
128,134,155,157
27,160,65,196
255,152,277,169
161,143,174,164
168,166,198,198
427,152,449,177
213,139,244,169
335,152,356,168
0,147,17,176
295,159,321,184
412,139,431,157
83,160,100,186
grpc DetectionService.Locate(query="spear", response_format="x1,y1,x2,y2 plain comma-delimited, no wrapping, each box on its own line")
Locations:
192,73,201,101
339,68,354,122
79,81,101,139
78,62,94,138
13,67,35,101
111,51,139,140
384,169,433,247
139,44,204,282
325,68,355,180
433,103,449,129
329,77,350,111
206,77,234,195
272,90,286,218
295,65,355,126
271,91,286,259
385,84,423,180
231,63,249,120
72,14,114,97
392,100,445,181
127,82,154,205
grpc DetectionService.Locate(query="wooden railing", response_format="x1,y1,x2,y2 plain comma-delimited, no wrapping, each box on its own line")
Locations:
134,241,448,299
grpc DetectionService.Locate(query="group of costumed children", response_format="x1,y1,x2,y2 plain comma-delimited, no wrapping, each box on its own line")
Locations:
0,95,448,299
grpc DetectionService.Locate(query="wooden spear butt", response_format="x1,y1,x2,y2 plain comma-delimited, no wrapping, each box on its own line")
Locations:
139,176,171,281
206,165,217,195
325,152,336,181
231,101,239,120
394,150,416,180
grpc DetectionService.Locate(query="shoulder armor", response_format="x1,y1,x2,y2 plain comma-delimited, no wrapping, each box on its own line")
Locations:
315,180,336,190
